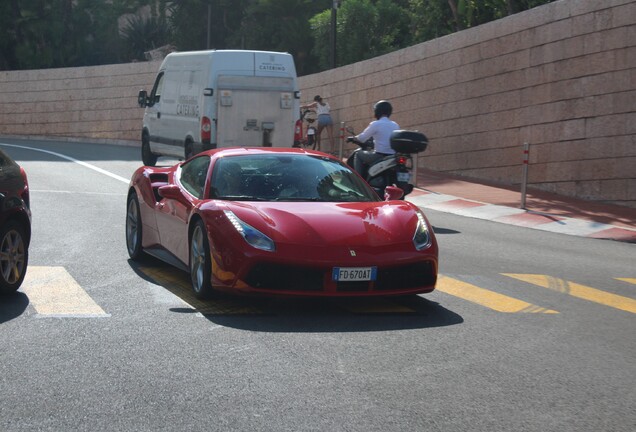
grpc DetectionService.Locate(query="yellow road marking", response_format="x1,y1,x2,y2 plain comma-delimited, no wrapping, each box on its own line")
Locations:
503,274,636,314
139,267,263,315
21,266,108,317
615,278,636,285
436,275,558,314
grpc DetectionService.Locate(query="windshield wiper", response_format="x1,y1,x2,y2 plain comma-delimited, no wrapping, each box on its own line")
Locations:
217,195,269,201
274,197,323,202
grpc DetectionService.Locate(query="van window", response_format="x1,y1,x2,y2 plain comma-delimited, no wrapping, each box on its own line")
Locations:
179,156,210,199
149,72,165,105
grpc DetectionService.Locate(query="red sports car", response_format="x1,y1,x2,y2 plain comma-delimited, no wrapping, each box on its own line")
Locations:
126,147,438,298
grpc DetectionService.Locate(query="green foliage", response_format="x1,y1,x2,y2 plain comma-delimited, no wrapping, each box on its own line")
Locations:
0,0,558,72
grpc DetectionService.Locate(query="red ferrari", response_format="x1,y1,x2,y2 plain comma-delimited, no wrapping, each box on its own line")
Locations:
126,148,438,298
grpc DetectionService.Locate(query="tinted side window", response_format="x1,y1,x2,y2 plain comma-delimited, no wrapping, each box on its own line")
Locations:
179,156,210,199
150,72,164,105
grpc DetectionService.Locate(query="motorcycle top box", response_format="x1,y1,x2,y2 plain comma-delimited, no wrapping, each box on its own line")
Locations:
390,130,428,154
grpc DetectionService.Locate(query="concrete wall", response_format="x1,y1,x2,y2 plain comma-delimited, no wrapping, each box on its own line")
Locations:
0,0,634,207
0,61,159,144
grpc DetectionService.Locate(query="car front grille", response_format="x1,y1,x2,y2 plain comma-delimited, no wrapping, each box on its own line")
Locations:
245,263,323,291
244,261,436,293
375,261,436,291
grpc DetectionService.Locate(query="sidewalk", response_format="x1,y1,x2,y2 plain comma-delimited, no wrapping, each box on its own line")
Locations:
408,169,636,243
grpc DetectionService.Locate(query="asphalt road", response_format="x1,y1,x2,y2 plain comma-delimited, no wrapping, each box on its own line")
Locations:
1,138,634,432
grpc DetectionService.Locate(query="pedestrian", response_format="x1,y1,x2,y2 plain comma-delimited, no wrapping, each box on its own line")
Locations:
301,95,335,153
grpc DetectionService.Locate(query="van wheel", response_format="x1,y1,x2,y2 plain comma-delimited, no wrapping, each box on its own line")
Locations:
185,140,194,160
142,133,157,166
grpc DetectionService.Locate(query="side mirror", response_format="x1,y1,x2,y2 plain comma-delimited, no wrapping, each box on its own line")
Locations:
384,186,404,201
345,126,355,134
158,184,186,203
138,90,148,107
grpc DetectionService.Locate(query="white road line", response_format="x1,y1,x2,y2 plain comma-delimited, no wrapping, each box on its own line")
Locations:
0,142,130,184
31,189,126,196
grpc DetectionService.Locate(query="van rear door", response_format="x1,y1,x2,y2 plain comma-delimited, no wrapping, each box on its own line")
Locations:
215,75,295,148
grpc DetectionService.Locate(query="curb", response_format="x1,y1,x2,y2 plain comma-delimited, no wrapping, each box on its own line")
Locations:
407,189,636,243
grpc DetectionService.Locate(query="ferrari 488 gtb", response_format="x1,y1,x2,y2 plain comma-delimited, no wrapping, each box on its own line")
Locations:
126,148,437,298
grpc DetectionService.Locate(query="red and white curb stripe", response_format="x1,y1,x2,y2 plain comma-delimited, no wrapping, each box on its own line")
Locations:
407,190,636,242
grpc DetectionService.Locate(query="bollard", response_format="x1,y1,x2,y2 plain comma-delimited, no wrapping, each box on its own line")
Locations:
338,122,345,160
412,153,419,190
520,142,529,209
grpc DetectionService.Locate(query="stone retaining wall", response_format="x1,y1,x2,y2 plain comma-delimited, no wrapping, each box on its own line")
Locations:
0,0,634,207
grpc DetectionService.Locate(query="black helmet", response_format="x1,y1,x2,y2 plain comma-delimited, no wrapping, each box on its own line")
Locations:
373,100,392,119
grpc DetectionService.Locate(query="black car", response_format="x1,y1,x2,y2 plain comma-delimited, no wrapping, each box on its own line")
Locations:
0,148,31,294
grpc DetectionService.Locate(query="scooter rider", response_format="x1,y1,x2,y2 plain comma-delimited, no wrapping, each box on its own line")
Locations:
350,100,400,177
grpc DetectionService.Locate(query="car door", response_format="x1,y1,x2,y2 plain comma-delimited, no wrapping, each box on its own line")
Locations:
155,156,211,265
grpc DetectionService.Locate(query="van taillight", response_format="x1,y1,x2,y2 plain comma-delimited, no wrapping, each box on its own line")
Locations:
201,117,212,142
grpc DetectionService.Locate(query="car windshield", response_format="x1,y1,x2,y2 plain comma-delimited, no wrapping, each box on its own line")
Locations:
210,154,378,202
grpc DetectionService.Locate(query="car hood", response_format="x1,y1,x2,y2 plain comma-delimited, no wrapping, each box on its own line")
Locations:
224,201,420,247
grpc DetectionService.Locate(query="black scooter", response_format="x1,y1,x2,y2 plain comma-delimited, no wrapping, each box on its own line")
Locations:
346,129,428,198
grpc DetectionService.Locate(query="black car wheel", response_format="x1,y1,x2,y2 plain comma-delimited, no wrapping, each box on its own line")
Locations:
126,192,144,260
141,133,158,166
0,220,28,294
190,220,213,299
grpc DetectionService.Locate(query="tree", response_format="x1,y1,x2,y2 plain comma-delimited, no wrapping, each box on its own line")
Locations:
232,0,327,76
309,0,410,70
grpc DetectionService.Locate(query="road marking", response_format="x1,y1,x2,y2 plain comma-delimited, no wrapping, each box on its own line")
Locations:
31,189,126,196
615,278,636,286
436,275,558,313
21,266,109,317
139,267,263,315
0,142,129,183
502,274,636,314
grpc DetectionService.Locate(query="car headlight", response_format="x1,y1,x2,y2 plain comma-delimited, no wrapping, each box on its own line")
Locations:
224,210,275,252
413,211,431,250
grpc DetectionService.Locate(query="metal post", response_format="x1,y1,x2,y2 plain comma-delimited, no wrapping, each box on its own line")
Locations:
520,142,529,209
412,153,419,190
339,121,345,159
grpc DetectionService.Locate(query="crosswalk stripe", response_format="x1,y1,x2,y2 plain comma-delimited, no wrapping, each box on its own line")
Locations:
502,274,636,314
615,278,636,286
139,267,263,315
436,275,558,313
21,266,108,317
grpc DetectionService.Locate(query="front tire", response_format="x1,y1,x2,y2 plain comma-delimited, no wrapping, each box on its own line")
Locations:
126,192,144,260
141,133,157,166
0,220,28,294
190,220,213,299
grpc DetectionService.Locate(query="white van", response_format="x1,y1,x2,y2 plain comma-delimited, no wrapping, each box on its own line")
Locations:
137,50,300,165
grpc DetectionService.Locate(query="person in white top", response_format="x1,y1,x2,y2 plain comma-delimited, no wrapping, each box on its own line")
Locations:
301,95,335,153
352,100,400,176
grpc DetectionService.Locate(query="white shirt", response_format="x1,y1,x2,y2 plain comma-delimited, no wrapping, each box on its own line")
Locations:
355,116,400,154
315,102,330,115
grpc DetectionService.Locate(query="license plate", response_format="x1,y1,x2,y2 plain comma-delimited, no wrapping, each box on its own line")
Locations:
397,171,410,182
332,267,377,282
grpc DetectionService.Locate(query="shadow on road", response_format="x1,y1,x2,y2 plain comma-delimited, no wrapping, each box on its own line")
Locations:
128,259,464,333
0,291,30,324
433,226,461,235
